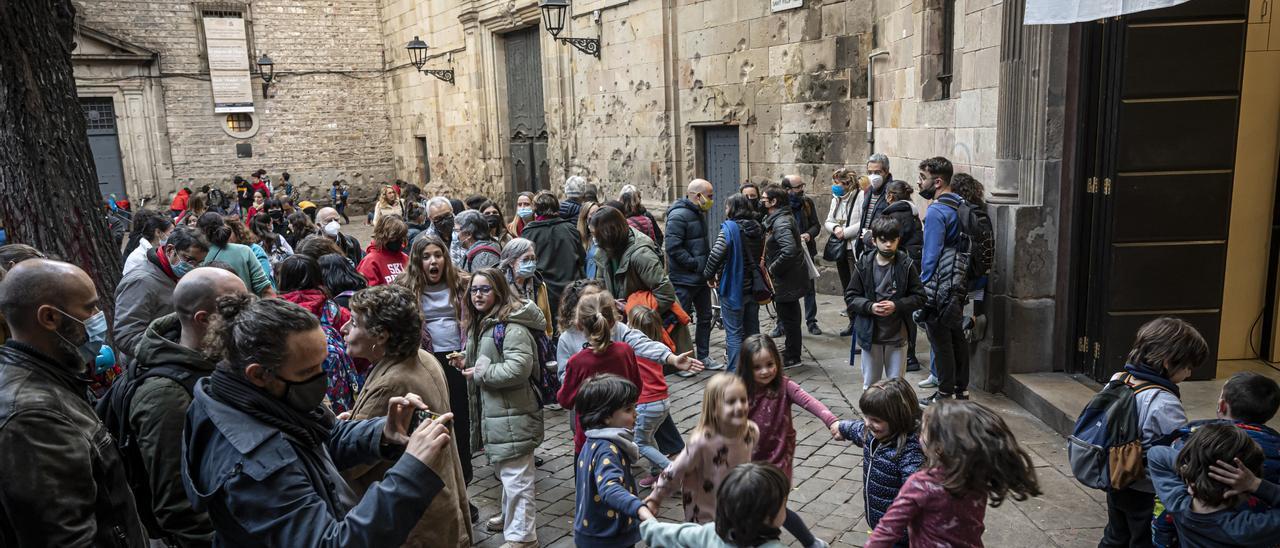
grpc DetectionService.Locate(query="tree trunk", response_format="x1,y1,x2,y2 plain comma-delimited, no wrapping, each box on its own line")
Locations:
0,0,123,315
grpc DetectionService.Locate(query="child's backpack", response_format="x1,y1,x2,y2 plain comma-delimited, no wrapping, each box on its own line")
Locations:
940,198,996,279
95,362,202,541
1068,373,1171,490
318,301,360,413
492,322,560,409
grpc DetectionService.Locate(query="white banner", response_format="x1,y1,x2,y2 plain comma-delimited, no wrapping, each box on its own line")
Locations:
202,17,254,113
1024,0,1192,25
771,0,802,13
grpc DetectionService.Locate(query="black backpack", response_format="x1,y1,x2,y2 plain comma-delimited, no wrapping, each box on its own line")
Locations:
942,198,996,279
95,362,204,541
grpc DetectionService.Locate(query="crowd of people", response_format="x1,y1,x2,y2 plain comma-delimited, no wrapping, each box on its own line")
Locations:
0,157,1271,548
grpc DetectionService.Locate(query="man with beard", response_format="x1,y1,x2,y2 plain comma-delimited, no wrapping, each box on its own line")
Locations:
0,259,148,546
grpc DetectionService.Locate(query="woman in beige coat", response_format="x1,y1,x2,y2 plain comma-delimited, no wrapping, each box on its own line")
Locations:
341,284,471,548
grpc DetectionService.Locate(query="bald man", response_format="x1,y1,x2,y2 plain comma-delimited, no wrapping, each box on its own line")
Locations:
665,178,720,370
0,259,147,546
316,206,364,265
116,268,247,545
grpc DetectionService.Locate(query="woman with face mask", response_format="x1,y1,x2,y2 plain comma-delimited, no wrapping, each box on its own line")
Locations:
824,168,866,338
480,201,513,246
275,254,362,413
508,192,535,238
498,238,554,338
357,215,409,287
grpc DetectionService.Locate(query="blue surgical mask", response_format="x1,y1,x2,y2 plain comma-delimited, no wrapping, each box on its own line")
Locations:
55,309,108,365
173,261,195,278
517,207,534,220
831,184,846,197
516,259,537,278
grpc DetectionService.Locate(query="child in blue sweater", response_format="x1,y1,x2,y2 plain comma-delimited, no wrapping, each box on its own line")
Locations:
572,374,654,547
835,378,925,546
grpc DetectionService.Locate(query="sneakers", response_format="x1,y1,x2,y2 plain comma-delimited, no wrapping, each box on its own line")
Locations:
486,514,505,533
838,325,854,337
917,375,938,389
638,475,658,488
769,325,784,338
955,390,971,400
919,391,953,406
807,540,830,548
905,355,922,372
808,323,823,336
703,357,726,371
676,370,697,378
783,357,804,369
498,542,538,548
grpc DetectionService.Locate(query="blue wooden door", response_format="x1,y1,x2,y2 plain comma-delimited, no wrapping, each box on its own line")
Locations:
702,126,739,241
81,97,127,200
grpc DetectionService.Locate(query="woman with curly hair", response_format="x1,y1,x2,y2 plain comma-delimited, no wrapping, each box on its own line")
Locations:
341,284,472,548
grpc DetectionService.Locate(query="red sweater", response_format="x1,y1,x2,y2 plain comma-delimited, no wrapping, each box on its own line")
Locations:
557,342,640,453
636,357,667,404
357,248,408,286
866,468,987,548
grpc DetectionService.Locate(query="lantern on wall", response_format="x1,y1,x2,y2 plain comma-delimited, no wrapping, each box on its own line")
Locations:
256,53,275,97
405,36,455,85
538,0,600,58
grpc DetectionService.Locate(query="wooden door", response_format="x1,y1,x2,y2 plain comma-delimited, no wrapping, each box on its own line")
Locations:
80,97,126,199
1073,0,1248,381
702,126,739,241
504,27,549,196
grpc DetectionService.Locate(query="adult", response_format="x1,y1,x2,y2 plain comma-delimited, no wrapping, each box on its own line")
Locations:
234,176,253,215
780,174,823,336
264,198,288,235
181,294,455,545
498,238,554,337
170,187,191,219
285,210,316,248
276,255,362,413
761,185,808,367
665,179,718,369
196,213,274,297
425,196,465,267
620,187,663,247
480,201,513,246
882,180,924,372
916,156,969,405
279,171,294,198
246,190,267,224
330,181,351,224
114,227,210,361
342,285,472,548
123,208,175,277
0,260,147,546
560,175,586,220
250,212,294,267
397,235,474,486
508,191,535,237
316,207,364,265
578,197,603,279
704,194,766,371
358,215,409,287
178,192,208,228
319,253,369,309
457,210,502,272
740,181,762,213
0,244,45,271
591,206,690,352
858,153,901,254
371,185,402,226
405,203,430,244
250,169,271,197
123,267,246,545
448,268,545,548
824,167,866,337
225,217,276,292
520,191,584,333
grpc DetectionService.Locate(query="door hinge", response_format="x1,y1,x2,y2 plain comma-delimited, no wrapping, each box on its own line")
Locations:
1086,177,1098,194
1094,342,1102,359
1103,178,1112,196
1077,336,1088,353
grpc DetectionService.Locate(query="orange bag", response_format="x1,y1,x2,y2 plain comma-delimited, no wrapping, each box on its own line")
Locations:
624,290,689,351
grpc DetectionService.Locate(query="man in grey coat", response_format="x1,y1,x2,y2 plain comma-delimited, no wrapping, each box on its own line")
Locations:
113,227,209,361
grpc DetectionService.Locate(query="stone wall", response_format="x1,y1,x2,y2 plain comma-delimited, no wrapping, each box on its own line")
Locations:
73,0,395,205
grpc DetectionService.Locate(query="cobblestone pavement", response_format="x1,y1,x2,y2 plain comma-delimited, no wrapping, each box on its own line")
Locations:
460,293,1110,547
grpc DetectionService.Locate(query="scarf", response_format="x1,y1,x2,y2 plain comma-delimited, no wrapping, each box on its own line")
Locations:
206,367,335,448
718,220,744,311
1123,362,1181,398
584,427,641,462
146,247,177,281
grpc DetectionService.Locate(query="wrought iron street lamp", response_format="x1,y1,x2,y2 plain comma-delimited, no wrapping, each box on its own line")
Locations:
539,0,600,58
406,36,455,84
256,53,275,97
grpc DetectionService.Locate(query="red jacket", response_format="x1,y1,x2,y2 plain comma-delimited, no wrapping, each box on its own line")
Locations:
279,289,352,330
170,189,190,212
356,248,408,287
557,342,641,454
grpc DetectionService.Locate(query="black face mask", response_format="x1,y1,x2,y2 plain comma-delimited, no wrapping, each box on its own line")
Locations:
385,239,405,253
877,248,897,259
433,217,454,242
269,210,284,220
918,184,937,200
485,214,502,230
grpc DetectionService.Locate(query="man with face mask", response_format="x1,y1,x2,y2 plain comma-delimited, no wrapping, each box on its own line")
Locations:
105,268,247,546
0,259,149,546
856,154,901,257
778,174,824,337
182,294,456,545
664,179,718,369
915,156,970,406
316,207,364,265
114,226,210,363
425,196,467,267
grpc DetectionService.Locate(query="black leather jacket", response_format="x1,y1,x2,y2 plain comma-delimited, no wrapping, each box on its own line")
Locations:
0,341,147,547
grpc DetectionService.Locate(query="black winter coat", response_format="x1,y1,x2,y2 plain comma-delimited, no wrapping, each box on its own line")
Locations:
764,209,808,302
521,216,586,318
881,201,923,263
664,199,710,285
703,219,766,296
844,251,926,351
791,195,821,257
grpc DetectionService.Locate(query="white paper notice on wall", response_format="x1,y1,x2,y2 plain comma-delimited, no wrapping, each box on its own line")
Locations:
771,0,803,13
202,16,255,113
1024,0,1191,24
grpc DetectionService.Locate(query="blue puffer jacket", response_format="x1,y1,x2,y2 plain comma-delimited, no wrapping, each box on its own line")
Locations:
664,199,709,285
838,419,925,530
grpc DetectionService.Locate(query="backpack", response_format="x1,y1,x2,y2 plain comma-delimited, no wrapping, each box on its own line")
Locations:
1068,373,1171,491
318,301,360,413
207,188,227,211
941,198,996,279
492,322,560,409
95,361,203,541
465,244,501,270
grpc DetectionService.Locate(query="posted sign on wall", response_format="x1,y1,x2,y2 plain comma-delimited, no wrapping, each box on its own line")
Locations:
771,0,802,12
202,16,254,113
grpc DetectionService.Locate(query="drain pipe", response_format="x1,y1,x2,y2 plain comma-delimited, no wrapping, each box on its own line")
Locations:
866,50,889,155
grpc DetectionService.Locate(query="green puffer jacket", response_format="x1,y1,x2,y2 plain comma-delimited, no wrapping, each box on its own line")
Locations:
465,300,547,464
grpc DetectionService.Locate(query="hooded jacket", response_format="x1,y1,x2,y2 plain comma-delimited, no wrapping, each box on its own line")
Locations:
521,215,586,319
763,209,808,303
114,250,177,361
844,250,927,351
881,200,923,263
664,198,710,285
703,218,766,296
279,290,352,331
838,419,925,532
465,301,547,464
1149,445,1280,548
594,228,677,313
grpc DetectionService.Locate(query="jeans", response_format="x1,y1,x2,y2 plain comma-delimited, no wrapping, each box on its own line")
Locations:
635,400,671,473
775,299,803,362
784,508,817,547
675,284,713,361
803,280,818,326
497,453,538,542
433,351,472,483
859,343,908,389
1099,488,1154,548
721,299,760,373
924,321,969,395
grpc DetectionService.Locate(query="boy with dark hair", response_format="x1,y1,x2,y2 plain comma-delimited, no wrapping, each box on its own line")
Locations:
640,462,790,547
572,374,653,547
1099,317,1207,548
845,216,926,390
1148,423,1280,547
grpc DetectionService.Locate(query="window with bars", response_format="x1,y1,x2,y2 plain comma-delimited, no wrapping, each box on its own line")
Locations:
225,113,253,132
921,0,957,101
81,98,117,133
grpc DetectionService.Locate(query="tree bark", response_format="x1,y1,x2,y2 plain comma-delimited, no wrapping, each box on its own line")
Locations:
0,0,123,314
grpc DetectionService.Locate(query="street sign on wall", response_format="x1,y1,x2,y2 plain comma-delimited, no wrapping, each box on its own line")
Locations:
771,0,802,12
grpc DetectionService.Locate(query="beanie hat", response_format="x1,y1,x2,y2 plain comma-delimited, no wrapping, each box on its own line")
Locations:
564,176,585,199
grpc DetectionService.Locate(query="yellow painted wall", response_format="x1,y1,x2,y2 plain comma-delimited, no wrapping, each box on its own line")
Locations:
1218,0,1280,361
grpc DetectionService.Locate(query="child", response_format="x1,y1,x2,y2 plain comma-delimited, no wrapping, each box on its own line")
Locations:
738,334,838,548
557,290,643,454
1153,371,1280,546
645,373,759,524
1148,423,1280,547
572,374,655,547
844,216,926,389
640,462,789,548
867,399,1041,547
628,305,674,487
1099,317,1207,547
836,378,926,546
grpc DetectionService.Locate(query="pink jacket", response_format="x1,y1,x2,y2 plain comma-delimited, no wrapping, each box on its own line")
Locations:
650,423,759,524
866,468,987,548
749,379,838,478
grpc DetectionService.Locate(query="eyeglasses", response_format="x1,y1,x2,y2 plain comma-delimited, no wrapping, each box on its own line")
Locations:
469,285,494,296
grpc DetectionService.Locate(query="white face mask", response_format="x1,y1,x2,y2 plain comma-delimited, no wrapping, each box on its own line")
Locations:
869,174,885,190
324,220,341,237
